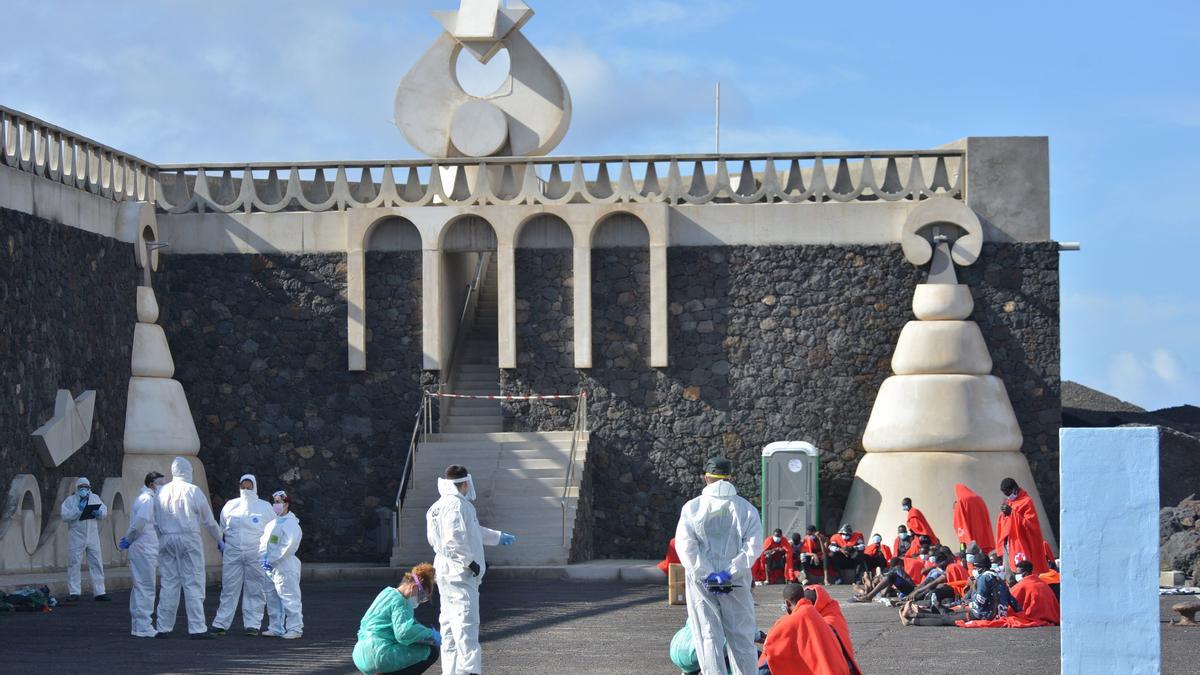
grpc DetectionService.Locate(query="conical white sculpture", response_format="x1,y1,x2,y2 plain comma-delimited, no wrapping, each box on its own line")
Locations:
121,286,215,513
842,199,1056,550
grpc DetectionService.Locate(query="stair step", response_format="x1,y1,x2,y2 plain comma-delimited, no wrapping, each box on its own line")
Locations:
426,432,587,443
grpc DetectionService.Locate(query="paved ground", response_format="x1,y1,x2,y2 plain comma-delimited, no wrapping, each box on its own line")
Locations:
1,579,1193,673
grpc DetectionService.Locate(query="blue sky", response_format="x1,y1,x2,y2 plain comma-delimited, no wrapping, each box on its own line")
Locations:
5,1,1197,409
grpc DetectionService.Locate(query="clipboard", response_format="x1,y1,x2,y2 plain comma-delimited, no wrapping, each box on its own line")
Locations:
79,503,101,521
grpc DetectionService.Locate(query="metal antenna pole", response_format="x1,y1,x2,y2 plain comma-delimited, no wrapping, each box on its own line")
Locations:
715,82,721,154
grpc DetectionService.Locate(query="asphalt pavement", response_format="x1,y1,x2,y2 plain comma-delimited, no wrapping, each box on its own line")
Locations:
0,578,1193,673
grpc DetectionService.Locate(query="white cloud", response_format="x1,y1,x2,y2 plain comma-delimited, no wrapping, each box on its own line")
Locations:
1152,348,1183,383
1107,351,1146,400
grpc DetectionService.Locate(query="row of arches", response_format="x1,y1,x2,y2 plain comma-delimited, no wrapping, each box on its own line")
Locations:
344,205,669,373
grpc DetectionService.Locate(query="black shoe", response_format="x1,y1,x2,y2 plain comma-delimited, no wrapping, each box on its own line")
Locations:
210,628,228,637
244,628,260,637
65,594,80,602
190,632,217,640
154,632,171,639
94,594,112,602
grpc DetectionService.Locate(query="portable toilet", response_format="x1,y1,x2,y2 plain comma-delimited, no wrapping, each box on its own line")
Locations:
761,441,820,538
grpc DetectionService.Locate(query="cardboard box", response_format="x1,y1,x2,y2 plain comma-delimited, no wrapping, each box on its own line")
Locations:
668,563,686,605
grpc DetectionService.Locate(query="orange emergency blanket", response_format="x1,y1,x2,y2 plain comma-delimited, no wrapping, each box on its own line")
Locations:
761,599,851,675
952,483,995,553
995,488,1050,574
752,535,794,583
806,585,861,673
656,538,680,573
958,575,1060,628
906,507,940,545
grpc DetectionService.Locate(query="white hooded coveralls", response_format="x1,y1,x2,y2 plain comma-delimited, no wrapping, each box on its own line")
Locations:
675,479,763,675
154,457,223,635
260,510,303,635
60,477,108,597
427,476,502,675
123,484,159,636
213,474,275,631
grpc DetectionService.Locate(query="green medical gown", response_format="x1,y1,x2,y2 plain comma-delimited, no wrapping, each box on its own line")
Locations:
352,587,433,673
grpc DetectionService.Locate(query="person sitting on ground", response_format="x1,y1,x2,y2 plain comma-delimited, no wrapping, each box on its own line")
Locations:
900,551,1020,626
760,584,851,675
942,547,971,599
353,563,441,675
862,534,892,577
894,525,919,559
791,527,825,583
907,552,958,609
1008,561,1060,626
753,528,794,585
828,525,866,583
1039,567,1061,600
902,497,940,545
803,585,861,674
850,557,915,603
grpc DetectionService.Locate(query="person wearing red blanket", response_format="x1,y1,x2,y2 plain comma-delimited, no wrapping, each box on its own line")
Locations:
862,534,892,576
828,525,866,581
791,528,825,583
656,537,680,574
995,478,1050,574
753,528,795,584
760,584,851,675
952,483,995,554
1009,561,1060,625
902,497,939,545
804,585,861,674
894,525,919,559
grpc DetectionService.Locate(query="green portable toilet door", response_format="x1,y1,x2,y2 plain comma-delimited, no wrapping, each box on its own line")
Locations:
761,441,819,538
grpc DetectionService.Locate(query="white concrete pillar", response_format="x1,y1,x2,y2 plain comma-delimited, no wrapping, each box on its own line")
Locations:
422,248,442,371
497,243,517,369
649,243,668,368
346,249,367,371
572,245,592,368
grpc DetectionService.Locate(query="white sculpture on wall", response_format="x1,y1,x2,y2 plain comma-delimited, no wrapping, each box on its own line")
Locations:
394,0,571,158
841,198,1057,550
32,390,96,468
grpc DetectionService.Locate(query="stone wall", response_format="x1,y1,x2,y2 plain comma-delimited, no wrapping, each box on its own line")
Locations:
502,243,1060,559
0,207,137,528
157,251,423,562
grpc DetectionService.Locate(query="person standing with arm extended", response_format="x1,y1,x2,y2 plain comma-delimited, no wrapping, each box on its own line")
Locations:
119,471,165,636
426,464,517,675
674,456,762,675
61,476,110,602
211,474,275,636
154,456,225,639
260,490,304,639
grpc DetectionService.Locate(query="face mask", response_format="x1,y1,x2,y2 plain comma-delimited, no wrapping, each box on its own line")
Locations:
408,595,420,609
919,554,927,560
77,487,90,498
272,503,286,516
871,536,882,544
772,536,781,543
240,489,254,499
971,569,981,579
780,603,790,615
902,505,910,512
991,564,1003,573
1014,573,1025,582
899,533,911,540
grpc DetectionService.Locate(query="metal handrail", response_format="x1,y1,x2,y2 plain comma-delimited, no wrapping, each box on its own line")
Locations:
561,391,588,547
392,392,433,549
439,252,491,430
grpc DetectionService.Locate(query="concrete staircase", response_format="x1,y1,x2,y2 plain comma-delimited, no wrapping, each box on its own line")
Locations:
390,431,588,567
443,260,501,433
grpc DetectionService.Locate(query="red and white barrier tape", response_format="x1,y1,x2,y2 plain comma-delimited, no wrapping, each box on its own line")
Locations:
427,392,585,401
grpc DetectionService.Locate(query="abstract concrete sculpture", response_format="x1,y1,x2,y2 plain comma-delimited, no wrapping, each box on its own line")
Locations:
395,0,571,158
841,198,1056,549
31,389,96,468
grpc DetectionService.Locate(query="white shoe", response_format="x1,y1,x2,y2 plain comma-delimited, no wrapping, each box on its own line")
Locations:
132,631,157,638
281,631,302,640
260,630,282,637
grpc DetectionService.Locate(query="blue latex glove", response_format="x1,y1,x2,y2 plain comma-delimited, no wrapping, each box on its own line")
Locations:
262,559,273,572
499,533,516,546
704,570,733,594
118,537,130,551
217,541,226,553
429,628,442,647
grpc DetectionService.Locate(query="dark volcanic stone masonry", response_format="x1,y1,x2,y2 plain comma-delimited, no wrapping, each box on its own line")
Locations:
157,251,423,562
502,244,1061,559
0,207,137,528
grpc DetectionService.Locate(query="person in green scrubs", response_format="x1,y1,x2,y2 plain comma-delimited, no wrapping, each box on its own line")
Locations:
353,563,441,675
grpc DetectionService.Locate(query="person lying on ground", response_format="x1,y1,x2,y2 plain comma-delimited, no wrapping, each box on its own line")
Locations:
760,584,851,675
849,557,915,603
899,551,1020,626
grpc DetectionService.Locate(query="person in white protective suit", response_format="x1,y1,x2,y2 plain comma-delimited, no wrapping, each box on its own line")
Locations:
119,471,166,636
260,489,304,639
675,456,763,675
154,456,225,639
211,474,276,636
61,476,111,602
426,464,517,675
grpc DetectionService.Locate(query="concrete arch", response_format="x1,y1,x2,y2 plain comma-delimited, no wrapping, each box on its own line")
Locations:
364,215,422,252
515,213,574,248
99,477,131,564
439,214,500,252
590,211,650,248
0,474,42,558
